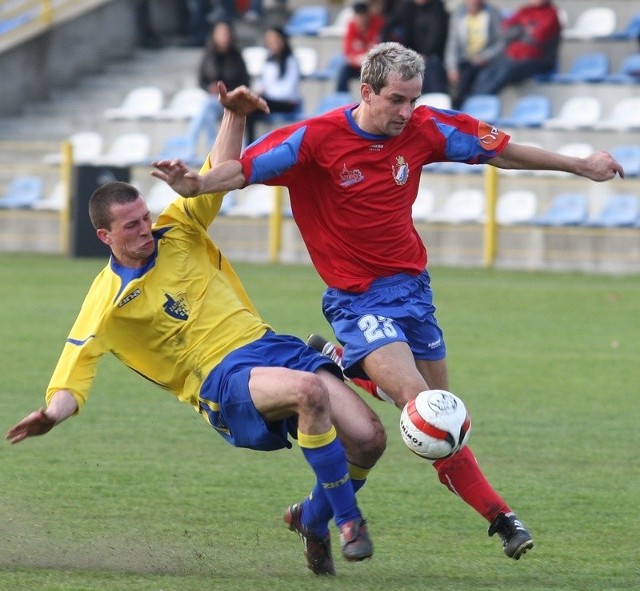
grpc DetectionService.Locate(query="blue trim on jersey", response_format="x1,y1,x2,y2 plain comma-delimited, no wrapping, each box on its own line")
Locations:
109,228,170,300
248,127,307,184
344,106,388,139
67,335,95,346
434,120,498,164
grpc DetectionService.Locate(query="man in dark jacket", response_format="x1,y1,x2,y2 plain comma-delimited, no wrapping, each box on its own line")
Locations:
382,0,449,93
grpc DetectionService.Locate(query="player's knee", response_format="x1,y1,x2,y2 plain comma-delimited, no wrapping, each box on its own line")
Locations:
294,372,330,415
362,418,387,464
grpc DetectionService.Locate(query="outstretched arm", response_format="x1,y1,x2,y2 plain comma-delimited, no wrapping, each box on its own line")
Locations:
6,389,78,444
488,143,624,181
151,82,267,196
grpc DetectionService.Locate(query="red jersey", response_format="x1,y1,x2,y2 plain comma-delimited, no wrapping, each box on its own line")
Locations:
239,105,509,292
503,3,562,61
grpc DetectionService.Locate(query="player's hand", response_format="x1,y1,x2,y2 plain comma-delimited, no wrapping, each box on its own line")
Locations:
6,408,56,444
218,81,270,116
150,159,204,197
580,151,625,181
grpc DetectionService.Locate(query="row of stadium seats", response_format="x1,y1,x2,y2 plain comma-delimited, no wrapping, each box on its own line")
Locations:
4,171,639,229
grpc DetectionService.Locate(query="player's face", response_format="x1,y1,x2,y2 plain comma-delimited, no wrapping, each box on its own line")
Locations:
361,73,422,136
97,195,154,268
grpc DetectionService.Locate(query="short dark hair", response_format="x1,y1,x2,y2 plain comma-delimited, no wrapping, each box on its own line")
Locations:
353,2,369,14
89,181,140,230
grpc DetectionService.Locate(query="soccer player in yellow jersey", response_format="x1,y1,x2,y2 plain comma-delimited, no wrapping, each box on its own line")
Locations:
5,84,385,577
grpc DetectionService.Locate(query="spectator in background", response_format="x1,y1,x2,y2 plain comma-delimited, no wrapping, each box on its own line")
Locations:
246,27,302,144
470,0,561,96
445,0,504,109
134,0,163,49
381,0,449,94
187,20,250,159
336,2,385,93
183,0,213,46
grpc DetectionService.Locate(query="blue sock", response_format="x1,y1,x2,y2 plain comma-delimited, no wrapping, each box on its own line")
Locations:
301,465,370,536
298,427,361,531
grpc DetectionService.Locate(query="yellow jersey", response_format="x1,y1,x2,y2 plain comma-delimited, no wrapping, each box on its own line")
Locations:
46,170,270,412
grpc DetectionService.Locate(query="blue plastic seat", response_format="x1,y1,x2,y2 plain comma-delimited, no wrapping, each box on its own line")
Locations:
312,92,354,115
309,52,346,81
604,53,640,83
283,6,330,36
587,195,640,227
0,176,44,209
496,95,551,128
609,12,640,40
460,95,501,123
609,145,640,177
535,193,589,226
548,52,610,83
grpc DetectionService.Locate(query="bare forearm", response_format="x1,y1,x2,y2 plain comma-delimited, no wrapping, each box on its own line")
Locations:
201,160,246,194
489,143,623,181
209,110,246,166
45,389,79,424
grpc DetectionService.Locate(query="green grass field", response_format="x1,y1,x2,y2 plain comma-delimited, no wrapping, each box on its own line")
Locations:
1,254,638,591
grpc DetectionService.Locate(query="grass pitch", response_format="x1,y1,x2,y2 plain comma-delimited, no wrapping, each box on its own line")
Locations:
1,254,638,590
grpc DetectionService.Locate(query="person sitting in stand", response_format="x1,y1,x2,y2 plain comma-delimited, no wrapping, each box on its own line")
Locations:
445,0,504,109
335,2,385,94
470,0,561,96
246,27,302,144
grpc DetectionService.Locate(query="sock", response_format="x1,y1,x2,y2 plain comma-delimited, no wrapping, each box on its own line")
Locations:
301,462,371,536
432,445,510,522
298,427,361,530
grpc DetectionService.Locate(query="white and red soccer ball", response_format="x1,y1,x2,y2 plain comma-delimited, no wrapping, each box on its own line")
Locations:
400,390,471,460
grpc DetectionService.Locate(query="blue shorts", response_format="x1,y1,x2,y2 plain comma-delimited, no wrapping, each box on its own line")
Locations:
198,331,341,451
322,270,446,380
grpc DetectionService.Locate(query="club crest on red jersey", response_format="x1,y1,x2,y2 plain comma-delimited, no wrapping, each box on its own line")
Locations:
392,155,409,185
339,163,365,187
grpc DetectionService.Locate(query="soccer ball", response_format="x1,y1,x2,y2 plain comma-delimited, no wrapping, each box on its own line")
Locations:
400,390,471,460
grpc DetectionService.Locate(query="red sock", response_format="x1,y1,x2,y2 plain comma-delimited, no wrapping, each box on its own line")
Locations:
432,445,509,522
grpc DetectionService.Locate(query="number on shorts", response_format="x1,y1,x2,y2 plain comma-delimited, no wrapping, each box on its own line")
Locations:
358,314,398,343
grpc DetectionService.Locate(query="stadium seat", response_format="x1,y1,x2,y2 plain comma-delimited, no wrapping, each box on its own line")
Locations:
32,180,67,211
548,52,610,83
310,52,346,81
608,12,640,40
460,94,501,123
43,130,104,165
563,7,616,40
309,91,354,116
293,46,319,78
495,95,551,128
417,92,452,110
241,46,268,78
0,175,44,209
318,6,354,38
412,186,435,221
225,184,276,217
146,181,180,216
91,132,151,166
153,135,199,164
496,190,538,224
543,96,601,130
586,194,640,227
609,145,640,177
103,86,164,120
603,53,640,84
429,189,485,223
283,6,330,36
592,97,640,131
535,193,589,226
152,87,208,121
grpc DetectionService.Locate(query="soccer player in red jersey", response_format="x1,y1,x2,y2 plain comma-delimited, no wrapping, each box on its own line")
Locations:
152,42,623,561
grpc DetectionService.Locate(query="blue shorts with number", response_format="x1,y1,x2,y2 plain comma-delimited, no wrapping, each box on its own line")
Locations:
322,270,446,380
198,331,342,451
